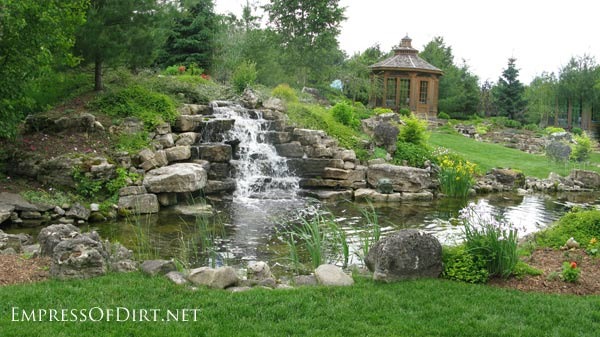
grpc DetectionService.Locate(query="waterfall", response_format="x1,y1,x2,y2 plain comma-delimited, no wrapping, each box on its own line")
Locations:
211,104,299,201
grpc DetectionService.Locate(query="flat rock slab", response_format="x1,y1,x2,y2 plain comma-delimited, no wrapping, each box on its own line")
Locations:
143,163,207,193
0,192,38,211
170,204,213,216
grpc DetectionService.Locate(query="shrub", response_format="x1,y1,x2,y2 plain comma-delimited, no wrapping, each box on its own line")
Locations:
272,84,298,102
90,86,177,130
437,153,476,198
571,132,592,162
535,209,600,249
461,205,519,278
544,126,565,134
232,61,257,93
442,245,489,284
331,102,359,129
490,116,522,129
523,123,541,132
398,115,429,146
561,261,580,283
393,142,433,167
372,147,388,160
373,107,393,115
437,112,450,120
163,65,180,76
571,127,583,136
398,108,411,117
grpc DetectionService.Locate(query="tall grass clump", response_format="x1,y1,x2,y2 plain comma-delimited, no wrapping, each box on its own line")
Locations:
460,205,519,278
232,60,257,93
437,152,477,198
354,202,381,264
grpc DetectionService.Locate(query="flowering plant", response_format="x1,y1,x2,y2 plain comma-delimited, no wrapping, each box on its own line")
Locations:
586,237,599,257
438,153,477,198
561,261,581,283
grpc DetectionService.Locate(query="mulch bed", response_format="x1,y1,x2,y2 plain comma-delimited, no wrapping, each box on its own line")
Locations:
0,255,51,286
489,248,600,295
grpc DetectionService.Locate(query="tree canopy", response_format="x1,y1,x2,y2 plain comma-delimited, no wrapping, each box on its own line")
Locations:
0,0,88,138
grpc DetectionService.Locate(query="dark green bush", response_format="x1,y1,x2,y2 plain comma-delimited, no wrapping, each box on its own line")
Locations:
442,245,489,284
523,123,541,132
331,102,359,129
150,76,227,104
437,112,450,120
90,86,177,130
393,142,433,167
398,108,411,117
535,209,600,248
571,127,583,136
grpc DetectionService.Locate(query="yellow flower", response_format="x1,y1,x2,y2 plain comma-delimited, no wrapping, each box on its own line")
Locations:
591,237,598,245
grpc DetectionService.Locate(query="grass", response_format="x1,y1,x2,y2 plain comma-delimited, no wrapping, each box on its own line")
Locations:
429,131,600,178
1,272,599,336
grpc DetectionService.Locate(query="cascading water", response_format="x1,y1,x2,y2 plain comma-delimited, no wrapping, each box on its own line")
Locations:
210,103,299,201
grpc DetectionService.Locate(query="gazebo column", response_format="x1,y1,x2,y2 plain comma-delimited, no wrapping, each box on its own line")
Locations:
409,73,418,111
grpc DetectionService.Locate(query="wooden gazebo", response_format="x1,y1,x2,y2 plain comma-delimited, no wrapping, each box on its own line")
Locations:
369,35,443,118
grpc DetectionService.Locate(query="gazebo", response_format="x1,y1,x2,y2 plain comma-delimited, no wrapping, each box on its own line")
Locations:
369,35,443,118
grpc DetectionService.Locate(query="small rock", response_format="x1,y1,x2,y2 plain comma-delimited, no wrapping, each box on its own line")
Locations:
90,203,100,212
165,271,189,285
293,275,318,286
188,266,239,289
247,261,274,281
315,264,354,286
140,259,176,276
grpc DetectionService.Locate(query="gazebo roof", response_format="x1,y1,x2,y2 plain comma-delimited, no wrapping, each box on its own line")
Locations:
370,35,442,75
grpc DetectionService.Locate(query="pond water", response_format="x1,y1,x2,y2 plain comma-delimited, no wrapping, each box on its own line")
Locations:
79,191,599,269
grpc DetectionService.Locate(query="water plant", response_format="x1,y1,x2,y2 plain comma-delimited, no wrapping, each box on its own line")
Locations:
354,202,381,264
438,153,477,198
460,204,519,278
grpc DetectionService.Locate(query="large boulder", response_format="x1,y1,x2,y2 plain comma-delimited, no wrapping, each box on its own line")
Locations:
118,194,160,214
367,164,435,193
143,163,207,193
365,229,442,282
38,224,81,256
49,234,109,280
568,169,600,189
488,168,525,189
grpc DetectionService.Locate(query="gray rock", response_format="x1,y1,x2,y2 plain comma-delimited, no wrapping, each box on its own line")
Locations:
175,115,205,132
20,211,42,219
155,133,175,148
188,266,239,289
157,193,178,207
65,203,90,221
140,260,176,276
165,146,191,162
0,232,23,252
175,132,200,146
354,188,403,202
143,163,207,193
190,144,232,163
286,158,345,178
171,204,213,216
139,150,169,171
197,119,235,142
293,275,318,286
322,167,350,180
241,88,260,109
247,261,274,281
1,247,17,255
263,97,285,111
118,186,148,196
300,190,353,202
165,271,189,285
50,235,108,280
546,140,571,162
315,264,354,286
365,229,442,282
275,142,305,158
568,169,600,189
204,179,236,194
228,286,253,293
38,224,81,256
0,192,38,211
118,194,160,214
367,164,436,193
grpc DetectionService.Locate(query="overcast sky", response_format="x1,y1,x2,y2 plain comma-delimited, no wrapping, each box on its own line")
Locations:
215,0,599,84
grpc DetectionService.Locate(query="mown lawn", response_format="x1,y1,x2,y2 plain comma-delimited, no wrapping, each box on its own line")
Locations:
429,131,600,178
1,272,599,336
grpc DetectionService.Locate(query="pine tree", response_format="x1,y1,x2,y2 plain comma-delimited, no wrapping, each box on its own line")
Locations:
494,57,527,121
157,0,218,70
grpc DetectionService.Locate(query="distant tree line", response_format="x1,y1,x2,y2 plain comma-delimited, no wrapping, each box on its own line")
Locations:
1,0,600,139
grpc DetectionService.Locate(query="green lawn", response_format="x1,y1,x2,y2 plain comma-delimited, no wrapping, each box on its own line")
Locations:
429,131,600,178
1,272,599,336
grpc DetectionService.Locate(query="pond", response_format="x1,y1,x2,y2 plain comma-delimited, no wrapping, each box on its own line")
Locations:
79,191,599,270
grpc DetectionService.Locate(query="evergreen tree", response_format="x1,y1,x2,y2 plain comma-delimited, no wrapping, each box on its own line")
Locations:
494,57,527,121
75,0,168,91
157,0,218,71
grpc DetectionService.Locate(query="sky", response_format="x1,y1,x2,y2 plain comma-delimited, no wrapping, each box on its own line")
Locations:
214,0,599,84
